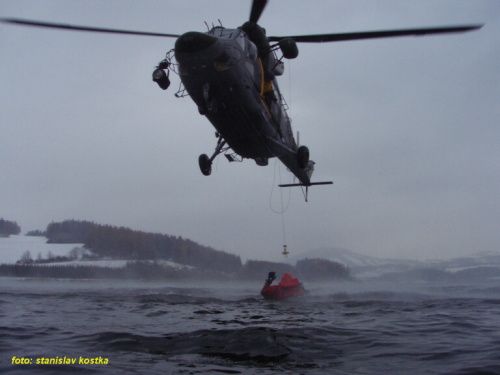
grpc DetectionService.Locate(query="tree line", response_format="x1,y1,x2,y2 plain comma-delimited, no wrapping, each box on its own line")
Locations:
45,220,242,273
241,258,352,281
0,218,20,237
11,219,353,281
3,257,352,282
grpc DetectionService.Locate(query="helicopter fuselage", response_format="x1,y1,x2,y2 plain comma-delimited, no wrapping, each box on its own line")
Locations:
174,26,314,184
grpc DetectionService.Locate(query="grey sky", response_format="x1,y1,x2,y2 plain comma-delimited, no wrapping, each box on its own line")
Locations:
1,0,499,262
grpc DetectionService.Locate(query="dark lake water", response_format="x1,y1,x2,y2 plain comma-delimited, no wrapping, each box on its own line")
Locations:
2,277,500,374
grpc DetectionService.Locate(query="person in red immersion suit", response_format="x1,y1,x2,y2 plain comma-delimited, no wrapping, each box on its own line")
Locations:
261,271,306,300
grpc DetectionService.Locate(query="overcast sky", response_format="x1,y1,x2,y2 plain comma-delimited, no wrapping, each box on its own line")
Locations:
1,0,498,262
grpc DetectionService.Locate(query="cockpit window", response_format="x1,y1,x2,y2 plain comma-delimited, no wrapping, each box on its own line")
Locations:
246,39,258,61
208,26,229,38
235,30,246,50
208,26,224,37
208,26,240,39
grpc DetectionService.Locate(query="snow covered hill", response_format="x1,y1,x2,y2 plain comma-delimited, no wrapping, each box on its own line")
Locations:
0,235,82,264
292,247,500,279
0,235,193,270
291,247,419,268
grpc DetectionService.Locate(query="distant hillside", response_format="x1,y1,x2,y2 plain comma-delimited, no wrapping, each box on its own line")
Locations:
0,222,354,281
296,258,351,281
290,247,401,268
241,258,352,281
295,247,500,282
291,247,427,279
45,220,242,273
240,260,295,280
0,218,20,237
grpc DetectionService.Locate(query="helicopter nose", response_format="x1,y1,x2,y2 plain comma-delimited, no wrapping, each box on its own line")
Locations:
175,31,217,53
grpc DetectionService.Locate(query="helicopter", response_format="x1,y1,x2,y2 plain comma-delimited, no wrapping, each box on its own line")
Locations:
1,0,482,201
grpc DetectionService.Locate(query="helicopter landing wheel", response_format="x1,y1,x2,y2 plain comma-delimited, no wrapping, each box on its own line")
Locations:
198,154,212,176
297,145,310,169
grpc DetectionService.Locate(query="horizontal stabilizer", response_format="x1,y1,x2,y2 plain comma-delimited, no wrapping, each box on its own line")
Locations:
279,181,333,187
278,181,332,202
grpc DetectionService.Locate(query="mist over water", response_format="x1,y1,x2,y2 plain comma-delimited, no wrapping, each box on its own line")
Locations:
2,278,500,374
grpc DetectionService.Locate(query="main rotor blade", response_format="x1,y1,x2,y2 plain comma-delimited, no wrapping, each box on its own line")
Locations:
268,24,483,43
249,0,268,24
0,18,181,38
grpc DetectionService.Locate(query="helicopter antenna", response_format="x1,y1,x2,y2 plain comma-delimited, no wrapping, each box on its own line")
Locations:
204,21,210,31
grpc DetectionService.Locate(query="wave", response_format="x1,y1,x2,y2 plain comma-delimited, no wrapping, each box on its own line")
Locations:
78,327,293,363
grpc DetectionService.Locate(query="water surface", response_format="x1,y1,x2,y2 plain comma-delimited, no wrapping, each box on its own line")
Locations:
2,278,500,374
